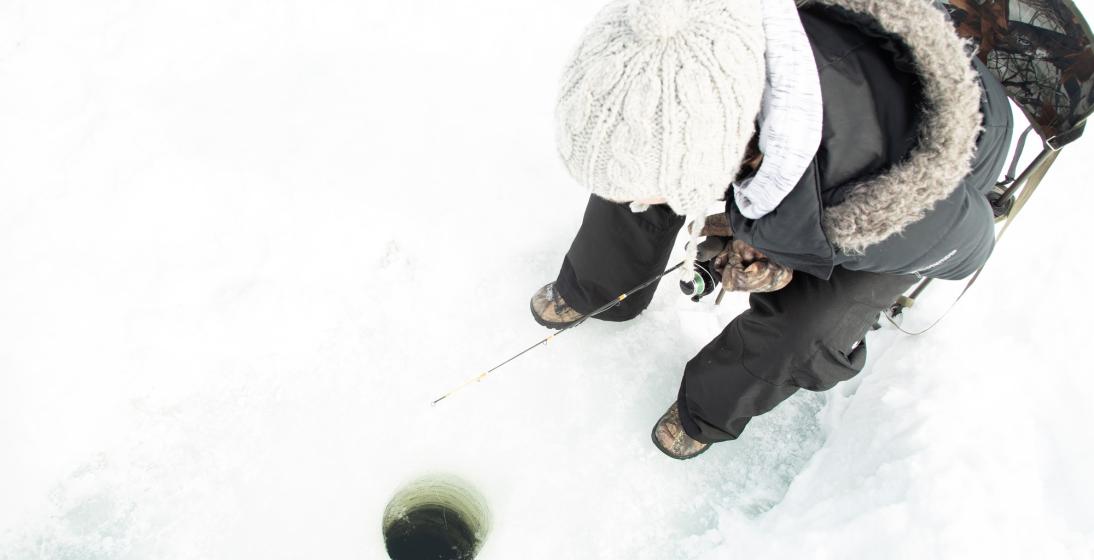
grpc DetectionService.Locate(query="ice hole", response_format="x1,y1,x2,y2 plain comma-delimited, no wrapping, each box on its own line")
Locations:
382,476,490,560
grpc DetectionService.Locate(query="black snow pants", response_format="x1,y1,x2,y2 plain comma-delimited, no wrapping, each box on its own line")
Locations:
555,195,919,443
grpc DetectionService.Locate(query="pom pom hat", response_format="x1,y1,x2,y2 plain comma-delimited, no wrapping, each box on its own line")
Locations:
556,0,767,280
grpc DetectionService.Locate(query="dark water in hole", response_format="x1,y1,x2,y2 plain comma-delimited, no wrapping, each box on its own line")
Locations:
384,505,478,560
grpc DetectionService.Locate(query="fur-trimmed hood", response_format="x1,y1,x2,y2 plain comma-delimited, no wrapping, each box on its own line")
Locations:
725,0,1010,281
807,0,985,254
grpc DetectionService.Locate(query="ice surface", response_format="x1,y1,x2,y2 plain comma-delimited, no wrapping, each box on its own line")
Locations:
1,1,1092,559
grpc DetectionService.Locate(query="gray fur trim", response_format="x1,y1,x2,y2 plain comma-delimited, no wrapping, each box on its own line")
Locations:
813,0,984,254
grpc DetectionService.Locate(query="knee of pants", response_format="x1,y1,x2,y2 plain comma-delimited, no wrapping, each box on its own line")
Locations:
788,336,869,392
722,268,915,393
734,308,870,393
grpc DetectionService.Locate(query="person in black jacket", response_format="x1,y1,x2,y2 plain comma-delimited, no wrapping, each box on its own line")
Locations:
532,0,1012,459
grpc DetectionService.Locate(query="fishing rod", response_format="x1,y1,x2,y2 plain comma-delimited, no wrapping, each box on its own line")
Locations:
431,261,686,406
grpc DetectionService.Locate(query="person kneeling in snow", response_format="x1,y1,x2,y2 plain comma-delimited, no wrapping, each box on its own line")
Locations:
530,0,1013,459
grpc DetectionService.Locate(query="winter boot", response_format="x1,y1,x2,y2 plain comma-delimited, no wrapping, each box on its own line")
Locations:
529,283,584,329
652,402,711,460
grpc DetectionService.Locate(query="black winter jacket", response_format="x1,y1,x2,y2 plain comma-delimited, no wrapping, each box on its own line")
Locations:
727,4,1013,281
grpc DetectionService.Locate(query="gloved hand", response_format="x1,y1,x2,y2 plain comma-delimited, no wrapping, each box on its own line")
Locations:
712,239,793,293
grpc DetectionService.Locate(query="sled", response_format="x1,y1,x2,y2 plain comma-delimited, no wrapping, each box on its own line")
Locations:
888,0,1094,325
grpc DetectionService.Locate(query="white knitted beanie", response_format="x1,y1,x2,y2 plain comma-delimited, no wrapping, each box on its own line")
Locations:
556,0,766,280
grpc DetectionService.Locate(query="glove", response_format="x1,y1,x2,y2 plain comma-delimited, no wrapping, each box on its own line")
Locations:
712,239,793,293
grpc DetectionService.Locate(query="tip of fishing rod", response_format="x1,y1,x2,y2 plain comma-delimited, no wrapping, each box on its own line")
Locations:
431,396,446,407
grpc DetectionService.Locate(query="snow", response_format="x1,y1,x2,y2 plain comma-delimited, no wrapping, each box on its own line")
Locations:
1,1,1092,558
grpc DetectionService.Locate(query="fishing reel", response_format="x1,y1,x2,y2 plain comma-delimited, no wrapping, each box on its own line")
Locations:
680,260,721,302
679,237,729,302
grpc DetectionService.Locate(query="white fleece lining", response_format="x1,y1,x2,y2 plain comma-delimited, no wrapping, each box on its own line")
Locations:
733,0,824,220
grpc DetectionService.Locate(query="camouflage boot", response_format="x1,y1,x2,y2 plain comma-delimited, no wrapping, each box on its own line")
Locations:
529,283,584,329
651,402,711,460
